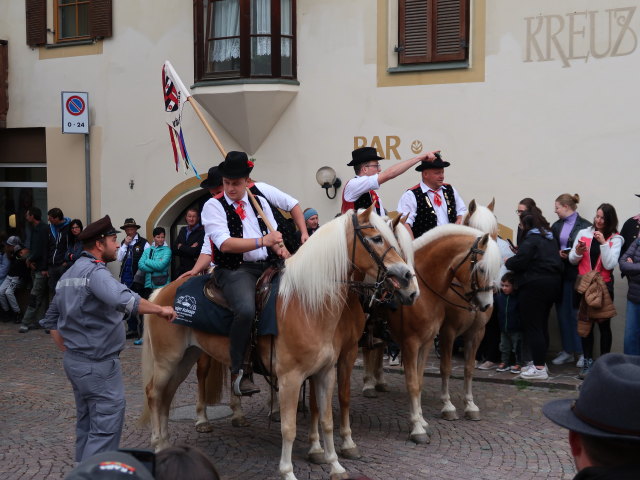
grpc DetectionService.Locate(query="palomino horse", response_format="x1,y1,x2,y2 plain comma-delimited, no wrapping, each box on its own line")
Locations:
140,206,419,480
362,224,501,443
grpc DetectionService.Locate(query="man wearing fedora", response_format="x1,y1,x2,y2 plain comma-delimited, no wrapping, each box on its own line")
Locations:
201,151,289,396
341,147,439,215
397,153,467,238
40,215,176,462
116,218,149,336
542,353,640,479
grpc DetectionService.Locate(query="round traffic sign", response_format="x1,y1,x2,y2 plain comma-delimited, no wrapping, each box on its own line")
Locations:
66,96,86,116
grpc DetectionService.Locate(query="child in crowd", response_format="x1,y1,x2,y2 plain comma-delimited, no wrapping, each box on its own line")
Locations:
495,272,523,374
0,236,28,323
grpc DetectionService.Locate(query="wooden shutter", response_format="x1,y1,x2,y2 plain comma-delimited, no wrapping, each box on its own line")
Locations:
25,0,47,47
89,0,113,39
398,0,468,65
0,40,7,128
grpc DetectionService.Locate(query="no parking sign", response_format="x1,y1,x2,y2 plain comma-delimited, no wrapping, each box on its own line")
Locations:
61,91,89,134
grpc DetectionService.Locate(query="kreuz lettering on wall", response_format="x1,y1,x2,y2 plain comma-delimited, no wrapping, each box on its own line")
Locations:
524,7,638,67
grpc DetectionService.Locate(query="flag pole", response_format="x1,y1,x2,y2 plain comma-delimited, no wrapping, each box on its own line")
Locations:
185,97,281,242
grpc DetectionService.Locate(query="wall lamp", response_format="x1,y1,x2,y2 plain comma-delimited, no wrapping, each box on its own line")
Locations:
315,166,342,199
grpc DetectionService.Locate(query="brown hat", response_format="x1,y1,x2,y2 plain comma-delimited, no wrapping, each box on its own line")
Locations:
120,218,141,229
78,215,120,242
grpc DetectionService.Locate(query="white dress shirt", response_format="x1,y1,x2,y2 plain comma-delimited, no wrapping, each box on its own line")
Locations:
253,182,299,211
343,174,385,216
116,233,150,262
201,192,279,263
397,181,467,227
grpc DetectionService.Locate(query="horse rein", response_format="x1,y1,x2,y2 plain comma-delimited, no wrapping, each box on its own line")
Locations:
416,236,492,312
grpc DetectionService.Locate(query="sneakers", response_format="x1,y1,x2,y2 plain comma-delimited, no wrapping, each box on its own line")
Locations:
551,351,573,365
578,358,594,380
496,363,511,372
388,355,401,366
18,325,29,333
509,365,522,374
477,361,497,370
133,338,143,346
576,355,585,368
519,365,549,380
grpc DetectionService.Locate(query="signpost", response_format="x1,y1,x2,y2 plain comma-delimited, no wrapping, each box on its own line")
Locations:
61,91,91,221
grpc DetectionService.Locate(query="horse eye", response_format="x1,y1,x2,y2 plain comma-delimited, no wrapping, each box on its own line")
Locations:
369,235,383,244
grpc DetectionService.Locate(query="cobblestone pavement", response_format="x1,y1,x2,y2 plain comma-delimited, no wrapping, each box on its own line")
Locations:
1,322,578,480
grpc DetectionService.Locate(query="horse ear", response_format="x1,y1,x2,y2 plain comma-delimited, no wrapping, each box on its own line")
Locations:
360,204,375,221
391,213,402,230
479,233,490,249
468,199,477,216
487,198,495,212
400,213,409,225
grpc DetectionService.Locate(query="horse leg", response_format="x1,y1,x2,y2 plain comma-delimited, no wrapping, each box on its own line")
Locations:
195,354,213,433
278,372,306,480
415,343,430,429
403,339,430,444
462,320,487,421
438,327,458,421
362,346,384,398
228,383,249,427
337,343,361,460
307,378,325,464
313,366,348,479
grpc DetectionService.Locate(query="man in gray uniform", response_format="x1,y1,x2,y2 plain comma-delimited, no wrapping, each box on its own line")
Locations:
40,215,176,462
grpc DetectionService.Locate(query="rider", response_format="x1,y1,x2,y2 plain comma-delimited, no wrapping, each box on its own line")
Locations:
201,151,290,396
342,147,439,215
397,153,467,238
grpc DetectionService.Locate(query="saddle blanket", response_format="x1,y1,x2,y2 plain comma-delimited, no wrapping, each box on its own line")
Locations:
172,274,279,336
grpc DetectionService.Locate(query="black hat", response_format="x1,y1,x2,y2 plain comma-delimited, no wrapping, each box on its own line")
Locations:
65,451,154,480
78,215,120,242
542,353,640,441
347,147,384,167
200,166,223,189
120,218,141,230
415,152,450,171
636,194,640,198
217,151,253,179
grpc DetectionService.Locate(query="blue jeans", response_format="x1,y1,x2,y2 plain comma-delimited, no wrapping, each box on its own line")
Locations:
624,300,640,355
555,278,582,354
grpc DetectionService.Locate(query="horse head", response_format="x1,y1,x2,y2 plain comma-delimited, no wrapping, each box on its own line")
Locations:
352,206,419,306
464,199,498,240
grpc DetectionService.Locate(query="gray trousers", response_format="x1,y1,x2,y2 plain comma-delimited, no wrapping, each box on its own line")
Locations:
63,352,126,462
214,262,269,374
0,275,23,312
21,271,48,327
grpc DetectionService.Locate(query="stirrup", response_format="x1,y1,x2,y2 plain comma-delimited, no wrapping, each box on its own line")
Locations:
233,369,245,396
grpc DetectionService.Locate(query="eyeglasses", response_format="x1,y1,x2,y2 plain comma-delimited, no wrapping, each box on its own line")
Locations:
363,164,381,170
516,210,526,216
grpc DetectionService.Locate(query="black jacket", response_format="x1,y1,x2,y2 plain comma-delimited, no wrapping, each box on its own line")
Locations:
574,465,640,480
551,213,592,282
505,229,563,288
27,222,49,271
620,216,640,259
172,224,205,276
48,221,72,267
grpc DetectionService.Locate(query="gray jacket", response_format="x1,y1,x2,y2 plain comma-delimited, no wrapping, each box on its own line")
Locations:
620,238,640,304
41,252,141,360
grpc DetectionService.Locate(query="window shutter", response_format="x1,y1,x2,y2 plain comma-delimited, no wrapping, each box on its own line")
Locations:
25,0,47,47
89,0,113,39
432,0,468,62
0,41,7,128
398,0,469,65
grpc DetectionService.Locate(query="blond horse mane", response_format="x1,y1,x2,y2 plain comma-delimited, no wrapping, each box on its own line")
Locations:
279,209,398,316
466,205,498,238
413,224,501,286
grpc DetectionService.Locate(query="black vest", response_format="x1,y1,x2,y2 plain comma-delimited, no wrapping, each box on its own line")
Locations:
118,236,148,277
410,184,457,238
213,196,274,270
249,184,299,253
353,191,381,215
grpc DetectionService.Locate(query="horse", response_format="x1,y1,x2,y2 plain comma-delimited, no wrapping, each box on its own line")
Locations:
140,206,419,480
361,222,501,444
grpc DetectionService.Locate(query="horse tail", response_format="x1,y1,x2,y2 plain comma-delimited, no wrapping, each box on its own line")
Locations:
204,356,227,405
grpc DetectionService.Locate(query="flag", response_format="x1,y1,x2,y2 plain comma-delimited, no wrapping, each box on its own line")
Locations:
162,61,200,178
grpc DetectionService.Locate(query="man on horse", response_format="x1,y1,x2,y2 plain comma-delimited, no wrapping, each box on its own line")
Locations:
201,151,290,396
397,153,467,238
39,215,176,462
341,147,439,215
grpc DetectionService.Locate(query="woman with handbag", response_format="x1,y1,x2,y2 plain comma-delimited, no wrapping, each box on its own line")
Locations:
136,226,172,345
569,203,623,379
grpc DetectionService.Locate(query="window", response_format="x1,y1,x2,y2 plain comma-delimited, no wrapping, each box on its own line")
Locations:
194,0,296,82
25,0,112,47
397,0,469,65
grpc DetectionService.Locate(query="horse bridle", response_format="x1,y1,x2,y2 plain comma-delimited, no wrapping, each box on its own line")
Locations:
416,236,493,312
348,211,400,303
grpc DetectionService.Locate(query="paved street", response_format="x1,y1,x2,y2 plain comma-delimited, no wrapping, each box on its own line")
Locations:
1,322,579,480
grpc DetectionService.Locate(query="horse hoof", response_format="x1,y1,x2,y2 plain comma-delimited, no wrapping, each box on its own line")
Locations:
465,410,481,421
269,412,281,423
340,446,362,460
410,433,430,444
195,422,213,433
329,473,351,480
307,451,326,465
362,388,377,398
442,410,459,421
375,383,390,392
231,417,250,427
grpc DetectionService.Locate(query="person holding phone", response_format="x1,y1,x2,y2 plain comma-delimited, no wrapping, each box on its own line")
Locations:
569,204,623,379
551,193,592,369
